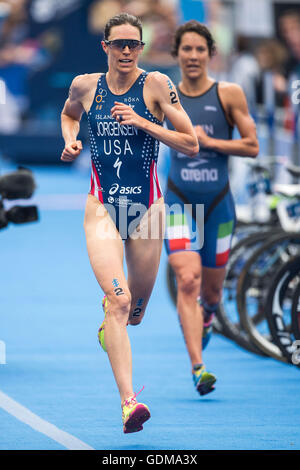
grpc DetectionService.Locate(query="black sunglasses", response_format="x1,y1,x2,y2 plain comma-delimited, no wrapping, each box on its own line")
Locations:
104,39,145,50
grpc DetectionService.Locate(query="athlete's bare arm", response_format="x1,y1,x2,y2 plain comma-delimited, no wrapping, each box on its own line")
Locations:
195,82,259,158
110,72,199,157
61,74,97,162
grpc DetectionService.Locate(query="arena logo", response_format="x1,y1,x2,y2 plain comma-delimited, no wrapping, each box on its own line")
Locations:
0,79,6,105
109,183,142,195
292,80,300,105
0,340,6,365
181,168,218,182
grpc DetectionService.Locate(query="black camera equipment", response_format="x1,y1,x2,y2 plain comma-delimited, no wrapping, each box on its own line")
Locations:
0,167,39,229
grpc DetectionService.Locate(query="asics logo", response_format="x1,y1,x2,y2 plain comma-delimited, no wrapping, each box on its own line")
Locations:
109,183,119,195
109,183,142,195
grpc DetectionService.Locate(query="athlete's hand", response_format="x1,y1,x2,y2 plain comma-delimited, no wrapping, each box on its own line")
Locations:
195,125,211,148
111,102,145,128
61,141,83,162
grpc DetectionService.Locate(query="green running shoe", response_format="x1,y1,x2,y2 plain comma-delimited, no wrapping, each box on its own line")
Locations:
193,364,217,396
98,296,108,352
122,387,150,434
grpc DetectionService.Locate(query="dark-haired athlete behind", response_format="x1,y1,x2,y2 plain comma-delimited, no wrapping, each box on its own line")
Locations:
165,21,259,396
60,13,198,433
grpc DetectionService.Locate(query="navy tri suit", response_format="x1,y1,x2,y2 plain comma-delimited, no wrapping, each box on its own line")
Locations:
165,82,236,268
87,71,162,238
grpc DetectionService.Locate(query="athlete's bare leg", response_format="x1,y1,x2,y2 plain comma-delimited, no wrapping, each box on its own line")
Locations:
169,254,227,369
201,266,227,308
84,195,165,403
169,251,203,368
84,194,134,403
126,197,165,325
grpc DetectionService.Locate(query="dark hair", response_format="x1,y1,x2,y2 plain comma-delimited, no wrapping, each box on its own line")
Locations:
104,13,143,40
171,20,216,58
280,9,300,24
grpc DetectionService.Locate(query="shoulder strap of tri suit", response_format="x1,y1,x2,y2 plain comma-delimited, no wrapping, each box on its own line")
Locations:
138,71,148,86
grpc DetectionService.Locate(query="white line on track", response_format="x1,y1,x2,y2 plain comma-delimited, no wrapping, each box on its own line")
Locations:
0,390,94,450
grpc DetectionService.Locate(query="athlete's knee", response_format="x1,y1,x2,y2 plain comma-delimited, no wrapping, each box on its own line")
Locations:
107,292,132,322
177,270,201,296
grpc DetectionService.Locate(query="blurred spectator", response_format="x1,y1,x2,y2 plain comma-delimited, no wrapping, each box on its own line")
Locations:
0,0,28,45
0,1,11,38
0,0,29,132
207,0,233,81
278,9,300,165
279,9,300,80
255,38,288,109
88,0,123,34
0,0,57,132
229,35,260,117
88,0,179,81
137,0,178,69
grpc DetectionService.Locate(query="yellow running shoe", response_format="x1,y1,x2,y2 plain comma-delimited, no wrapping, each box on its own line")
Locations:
122,388,150,434
193,364,217,396
98,296,108,352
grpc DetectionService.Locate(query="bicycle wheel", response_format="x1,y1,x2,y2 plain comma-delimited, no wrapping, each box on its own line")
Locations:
237,232,300,361
219,229,282,355
291,281,300,341
265,255,300,365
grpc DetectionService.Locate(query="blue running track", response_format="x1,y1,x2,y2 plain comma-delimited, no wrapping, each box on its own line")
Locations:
0,159,300,450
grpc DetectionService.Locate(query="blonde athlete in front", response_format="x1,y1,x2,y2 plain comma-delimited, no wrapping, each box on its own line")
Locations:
60,13,198,434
